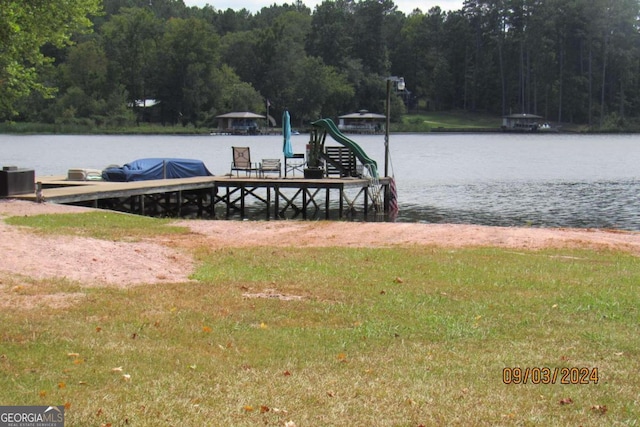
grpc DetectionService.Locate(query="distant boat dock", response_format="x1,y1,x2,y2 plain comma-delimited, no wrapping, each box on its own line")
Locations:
14,175,390,221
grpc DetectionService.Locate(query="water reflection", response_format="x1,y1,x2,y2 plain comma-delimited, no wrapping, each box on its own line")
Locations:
400,180,640,230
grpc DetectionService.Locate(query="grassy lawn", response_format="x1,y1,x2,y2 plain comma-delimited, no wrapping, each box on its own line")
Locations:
396,111,589,133
1,214,638,426
397,111,502,132
0,121,211,135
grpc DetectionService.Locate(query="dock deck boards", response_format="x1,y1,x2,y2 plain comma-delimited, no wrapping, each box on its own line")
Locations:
12,175,389,220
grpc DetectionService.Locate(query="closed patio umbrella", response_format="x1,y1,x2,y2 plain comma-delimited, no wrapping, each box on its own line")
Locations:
283,110,293,158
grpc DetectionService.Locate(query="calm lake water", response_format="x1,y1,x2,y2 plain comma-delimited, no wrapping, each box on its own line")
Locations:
1,132,639,230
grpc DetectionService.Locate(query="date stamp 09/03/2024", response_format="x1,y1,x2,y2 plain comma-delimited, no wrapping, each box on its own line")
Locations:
502,367,599,385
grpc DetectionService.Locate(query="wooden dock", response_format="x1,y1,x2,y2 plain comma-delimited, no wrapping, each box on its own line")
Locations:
13,175,390,221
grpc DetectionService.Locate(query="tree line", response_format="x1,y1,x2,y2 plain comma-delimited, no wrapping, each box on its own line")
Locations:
2,0,639,130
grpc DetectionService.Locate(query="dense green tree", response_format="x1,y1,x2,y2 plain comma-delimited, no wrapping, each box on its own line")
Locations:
198,64,264,128
290,56,355,124
440,10,472,110
306,0,354,68
102,7,162,110
220,30,261,88
195,7,254,35
3,0,640,129
0,0,101,118
351,0,395,75
252,3,310,29
102,0,188,21
61,40,109,97
251,10,312,119
153,17,221,125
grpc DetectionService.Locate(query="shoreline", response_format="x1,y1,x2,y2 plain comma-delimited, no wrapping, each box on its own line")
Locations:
1,199,639,290
2,199,639,252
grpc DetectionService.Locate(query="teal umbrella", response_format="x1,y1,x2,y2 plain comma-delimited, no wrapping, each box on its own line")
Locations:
283,110,293,158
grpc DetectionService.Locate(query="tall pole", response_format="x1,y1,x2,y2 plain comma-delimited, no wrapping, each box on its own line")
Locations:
384,78,391,213
384,79,391,179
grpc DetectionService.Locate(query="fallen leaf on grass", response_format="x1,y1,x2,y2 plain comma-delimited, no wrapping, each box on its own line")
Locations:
591,405,607,414
58,382,66,389
393,277,404,283
111,367,123,373
243,405,253,412
260,405,270,414
559,398,573,405
202,326,212,333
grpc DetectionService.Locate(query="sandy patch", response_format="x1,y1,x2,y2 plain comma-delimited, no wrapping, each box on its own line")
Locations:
1,199,639,295
172,219,640,254
0,199,194,288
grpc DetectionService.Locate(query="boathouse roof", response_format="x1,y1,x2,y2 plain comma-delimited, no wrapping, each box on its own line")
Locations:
339,111,386,120
215,112,266,119
503,113,543,119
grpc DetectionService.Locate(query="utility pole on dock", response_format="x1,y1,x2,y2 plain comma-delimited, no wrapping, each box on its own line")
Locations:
384,76,405,178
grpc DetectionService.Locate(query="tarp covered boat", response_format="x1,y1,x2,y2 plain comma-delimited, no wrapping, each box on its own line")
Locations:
102,158,213,182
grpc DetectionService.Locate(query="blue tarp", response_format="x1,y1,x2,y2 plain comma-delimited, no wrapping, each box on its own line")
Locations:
102,158,213,182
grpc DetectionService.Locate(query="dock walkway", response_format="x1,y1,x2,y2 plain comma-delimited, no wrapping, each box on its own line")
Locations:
14,175,390,220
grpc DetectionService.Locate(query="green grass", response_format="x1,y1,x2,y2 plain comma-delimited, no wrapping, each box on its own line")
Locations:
4,112,600,135
397,111,501,132
396,111,591,133
4,211,189,240
1,214,639,426
0,121,211,135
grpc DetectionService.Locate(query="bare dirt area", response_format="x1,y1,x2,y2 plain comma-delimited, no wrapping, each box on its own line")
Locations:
0,200,194,289
2,199,640,293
